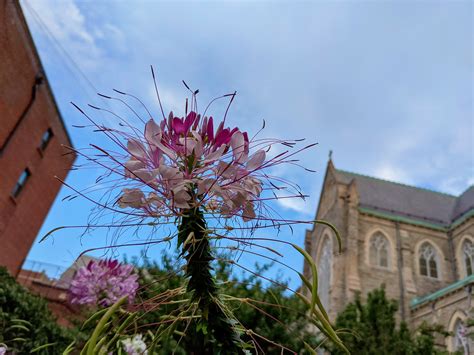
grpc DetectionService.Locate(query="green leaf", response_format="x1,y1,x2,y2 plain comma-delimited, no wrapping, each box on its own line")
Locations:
86,296,128,355
313,220,342,252
30,342,57,353
81,308,108,330
6,324,29,332
62,340,76,355
304,341,318,355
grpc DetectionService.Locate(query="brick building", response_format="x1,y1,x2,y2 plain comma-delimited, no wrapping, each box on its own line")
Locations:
0,0,75,276
304,159,473,353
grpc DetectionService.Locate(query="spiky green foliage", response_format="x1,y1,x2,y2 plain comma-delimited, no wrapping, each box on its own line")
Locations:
134,253,317,354
330,286,451,355
177,207,245,354
0,267,73,354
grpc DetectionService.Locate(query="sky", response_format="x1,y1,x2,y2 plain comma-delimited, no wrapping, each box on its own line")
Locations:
20,0,473,288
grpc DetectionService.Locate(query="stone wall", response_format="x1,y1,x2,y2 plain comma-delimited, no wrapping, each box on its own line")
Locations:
411,282,473,352
304,159,474,336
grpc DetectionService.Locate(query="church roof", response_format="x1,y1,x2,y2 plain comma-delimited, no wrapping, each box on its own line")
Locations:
334,169,474,228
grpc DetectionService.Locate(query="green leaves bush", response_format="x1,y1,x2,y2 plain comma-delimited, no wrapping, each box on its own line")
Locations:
133,254,316,354
330,286,453,355
0,267,73,354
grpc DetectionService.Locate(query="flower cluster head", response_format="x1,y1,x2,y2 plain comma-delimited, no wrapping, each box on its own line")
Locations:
69,259,139,307
119,111,265,221
122,335,148,355
63,80,314,238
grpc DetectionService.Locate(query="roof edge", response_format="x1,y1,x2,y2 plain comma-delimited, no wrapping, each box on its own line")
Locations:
336,169,457,198
410,275,474,309
358,207,448,231
15,1,75,148
359,206,474,232
310,158,336,232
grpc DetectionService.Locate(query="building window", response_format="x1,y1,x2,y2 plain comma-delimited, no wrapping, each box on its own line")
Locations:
12,168,31,198
462,239,474,276
39,128,53,151
453,319,469,353
369,232,390,268
419,242,439,278
318,236,333,310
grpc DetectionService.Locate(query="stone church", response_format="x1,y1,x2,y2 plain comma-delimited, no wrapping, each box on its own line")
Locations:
303,160,473,353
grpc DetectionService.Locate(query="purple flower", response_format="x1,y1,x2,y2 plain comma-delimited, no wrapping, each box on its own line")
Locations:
0,345,7,355
69,259,139,307
118,111,260,220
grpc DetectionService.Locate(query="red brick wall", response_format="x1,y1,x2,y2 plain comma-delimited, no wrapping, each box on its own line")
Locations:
0,1,76,275
17,269,80,327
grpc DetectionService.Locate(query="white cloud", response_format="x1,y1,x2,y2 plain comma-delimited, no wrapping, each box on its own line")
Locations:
22,0,472,289
147,85,186,119
21,0,123,70
439,176,474,195
276,195,313,215
372,163,414,185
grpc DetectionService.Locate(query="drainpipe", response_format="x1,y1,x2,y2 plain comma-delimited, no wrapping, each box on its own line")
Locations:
447,230,458,281
0,74,44,156
395,221,406,322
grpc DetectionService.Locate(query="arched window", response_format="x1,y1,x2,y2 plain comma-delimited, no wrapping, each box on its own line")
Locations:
419,242,439,278
369,232,390,268
462,239,474,276
318,237,333,310
453,319,469,354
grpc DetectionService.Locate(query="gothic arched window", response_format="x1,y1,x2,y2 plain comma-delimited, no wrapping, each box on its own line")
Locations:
419,242,439,278
453,319,469,354
318,236,333,310
462,239,474,277
369,232,390,268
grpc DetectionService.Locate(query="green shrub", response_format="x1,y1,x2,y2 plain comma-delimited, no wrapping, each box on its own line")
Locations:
0,266,73,353
330,286,452,355
133,254,315,354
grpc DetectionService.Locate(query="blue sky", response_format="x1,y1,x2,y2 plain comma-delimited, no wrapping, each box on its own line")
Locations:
21,0,473,288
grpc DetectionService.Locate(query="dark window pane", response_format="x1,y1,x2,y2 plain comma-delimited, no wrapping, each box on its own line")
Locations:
369,246,377,265
40,128,53,150
465,255,472,276
419,258,428,276
380,248,388,267
429,259,438,278
12,168,31,197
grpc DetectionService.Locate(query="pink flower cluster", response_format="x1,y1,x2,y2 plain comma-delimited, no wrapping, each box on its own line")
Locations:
69,259,139,307
119,112,266,221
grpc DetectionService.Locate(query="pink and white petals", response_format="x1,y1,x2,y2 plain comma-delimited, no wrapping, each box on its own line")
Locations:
115,110,268,222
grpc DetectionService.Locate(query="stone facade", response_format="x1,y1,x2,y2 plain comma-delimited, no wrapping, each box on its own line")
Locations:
304,160,473,351
0,0,75,275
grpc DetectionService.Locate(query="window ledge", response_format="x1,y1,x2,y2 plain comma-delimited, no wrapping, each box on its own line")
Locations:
9,195,18,205
419,275,442,281
367,264,395,272
37,147,44,158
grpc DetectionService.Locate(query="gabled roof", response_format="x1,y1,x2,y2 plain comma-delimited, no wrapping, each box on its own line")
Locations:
334,168,473,229
57,255,99,288
452,186,474,221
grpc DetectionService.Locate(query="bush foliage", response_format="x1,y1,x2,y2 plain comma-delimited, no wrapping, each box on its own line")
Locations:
331,286,453,355
0,267,73,354
133,253,316,354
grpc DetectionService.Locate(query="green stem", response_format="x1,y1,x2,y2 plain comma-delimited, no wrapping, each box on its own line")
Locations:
178,207,244,355
86,296,128,355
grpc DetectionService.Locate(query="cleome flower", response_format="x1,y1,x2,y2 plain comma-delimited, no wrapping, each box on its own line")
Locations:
117,111,266,222
61,81,315,235
69,259,139,307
